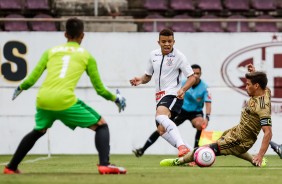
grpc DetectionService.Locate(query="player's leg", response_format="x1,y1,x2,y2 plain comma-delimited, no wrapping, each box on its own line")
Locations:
160,143,221,166
133,129,160,157
59,100,126,174
156,96,191,157
234,152,253,163
4,108,54,174
190,112,205,148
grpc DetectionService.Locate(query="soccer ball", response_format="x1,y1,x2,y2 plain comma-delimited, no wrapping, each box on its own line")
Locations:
194,146,215,167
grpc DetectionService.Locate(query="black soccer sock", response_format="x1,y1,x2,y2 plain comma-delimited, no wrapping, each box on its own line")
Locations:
7,129,45,171
141,131,160,152
194,130,202,148
95,124,110,166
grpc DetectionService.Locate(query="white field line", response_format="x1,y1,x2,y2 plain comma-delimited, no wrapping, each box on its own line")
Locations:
0,156,52,166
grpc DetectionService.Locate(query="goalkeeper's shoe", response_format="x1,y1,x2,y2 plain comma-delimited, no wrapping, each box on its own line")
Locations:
97,164,126,174
270,141,282,159
132,148,144,157
177,145,190,157
160,158,183,166
3,166,21,174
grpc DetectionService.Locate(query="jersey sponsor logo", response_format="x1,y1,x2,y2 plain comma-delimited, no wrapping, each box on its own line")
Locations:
221,35,282,115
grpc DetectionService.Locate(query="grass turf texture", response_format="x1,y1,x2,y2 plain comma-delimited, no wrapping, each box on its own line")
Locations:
0,154,281,184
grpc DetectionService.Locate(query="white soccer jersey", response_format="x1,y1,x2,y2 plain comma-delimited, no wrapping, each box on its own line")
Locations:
145,48,194,103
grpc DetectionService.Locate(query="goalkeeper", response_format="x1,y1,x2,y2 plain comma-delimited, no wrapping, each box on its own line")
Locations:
3,17,126,175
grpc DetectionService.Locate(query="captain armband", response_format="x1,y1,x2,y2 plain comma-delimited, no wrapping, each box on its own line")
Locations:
260,118,272,126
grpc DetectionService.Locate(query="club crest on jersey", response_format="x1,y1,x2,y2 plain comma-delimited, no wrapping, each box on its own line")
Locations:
166,58,173,66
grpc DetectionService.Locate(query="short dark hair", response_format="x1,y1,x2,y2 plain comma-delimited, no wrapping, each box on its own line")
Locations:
245,71,268,90
159,28,174,37
191,64,201,71
66,17,84,39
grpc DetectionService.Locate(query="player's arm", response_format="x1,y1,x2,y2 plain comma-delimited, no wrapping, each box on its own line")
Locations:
130,74,152,86
204,86,212,123
247,63,255,72
87,56,116,101
204,102,211,122
87,56,126,112
177,74,196,99
253,124,272,166
20,50,49,90
12,51,49,100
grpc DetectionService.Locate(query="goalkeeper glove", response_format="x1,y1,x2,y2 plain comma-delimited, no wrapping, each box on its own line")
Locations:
115,89,126,113
12,86,23,100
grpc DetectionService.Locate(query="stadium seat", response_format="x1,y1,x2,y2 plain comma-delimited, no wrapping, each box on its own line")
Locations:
25,0,50,10
30,13,57,31
277,0,282,9
0,0,23,10
4,14,29,31
198,15,224,32
253,15,278,32
170,0,195,11
223,0,250,11
142,14,168,32
144,0,168,11
171,14,196,32
225,15,251,32
197,0,223,11
250,0,276,11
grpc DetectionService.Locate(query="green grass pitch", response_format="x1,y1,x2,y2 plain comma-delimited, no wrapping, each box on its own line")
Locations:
0,154,281,184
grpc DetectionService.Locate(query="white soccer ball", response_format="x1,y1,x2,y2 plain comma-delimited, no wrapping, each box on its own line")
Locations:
194,146,216,167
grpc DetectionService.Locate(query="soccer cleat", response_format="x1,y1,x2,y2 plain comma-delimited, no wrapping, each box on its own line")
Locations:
3,166,21,174
270,141,282,159
261,157,267,167
132,148,144,157
177,145,190,157
160,158,183,166
97,164,127,174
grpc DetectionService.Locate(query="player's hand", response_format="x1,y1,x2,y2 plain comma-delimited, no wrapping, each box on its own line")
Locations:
115,89,126,113
12,86,23,100
176,88,185,99
252,154,263,167
129,77,142,86
247,64,255,73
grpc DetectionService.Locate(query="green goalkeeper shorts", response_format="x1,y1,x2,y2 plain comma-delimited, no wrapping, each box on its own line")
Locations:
35,99,101,130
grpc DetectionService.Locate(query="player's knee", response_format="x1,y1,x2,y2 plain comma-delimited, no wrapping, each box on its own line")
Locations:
157,124,166,135
192,118,205,130
96,124,109,131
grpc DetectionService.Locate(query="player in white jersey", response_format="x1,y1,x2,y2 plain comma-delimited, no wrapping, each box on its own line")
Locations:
130,29,196,157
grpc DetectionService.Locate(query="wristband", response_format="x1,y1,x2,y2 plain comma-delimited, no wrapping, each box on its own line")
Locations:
205,114,210,121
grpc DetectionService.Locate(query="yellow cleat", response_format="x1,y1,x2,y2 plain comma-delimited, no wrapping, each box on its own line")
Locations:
261,157,267,167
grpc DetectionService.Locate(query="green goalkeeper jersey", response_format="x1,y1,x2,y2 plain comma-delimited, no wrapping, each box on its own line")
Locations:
20,42,116,111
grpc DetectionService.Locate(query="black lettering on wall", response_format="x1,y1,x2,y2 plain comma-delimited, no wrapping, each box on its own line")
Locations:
2,41,27,81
